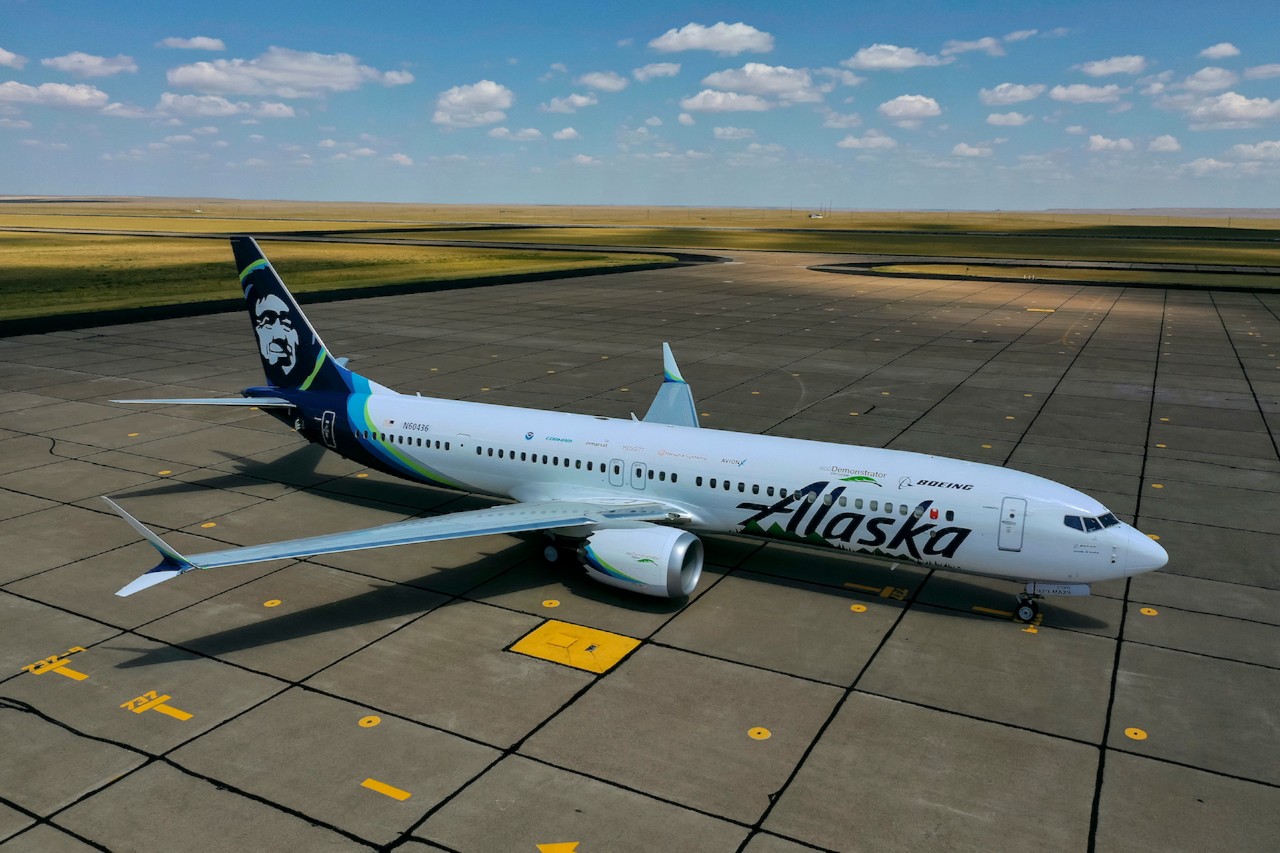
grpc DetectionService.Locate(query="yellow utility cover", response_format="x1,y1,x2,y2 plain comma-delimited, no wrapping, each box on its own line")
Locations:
511,619,640,674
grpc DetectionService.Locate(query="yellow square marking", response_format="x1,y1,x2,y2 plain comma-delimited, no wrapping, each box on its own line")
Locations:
511,620,640,674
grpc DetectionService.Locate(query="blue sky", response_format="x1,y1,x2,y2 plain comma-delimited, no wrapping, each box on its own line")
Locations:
2,0,1279,208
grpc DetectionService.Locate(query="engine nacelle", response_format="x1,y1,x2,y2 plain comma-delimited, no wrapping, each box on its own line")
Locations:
579,525,704,598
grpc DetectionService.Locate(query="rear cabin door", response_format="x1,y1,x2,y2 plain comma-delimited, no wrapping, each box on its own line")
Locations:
998,497,1027,552
321,411,337,449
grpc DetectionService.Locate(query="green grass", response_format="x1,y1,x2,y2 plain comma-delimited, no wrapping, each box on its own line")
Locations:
0,233,670,321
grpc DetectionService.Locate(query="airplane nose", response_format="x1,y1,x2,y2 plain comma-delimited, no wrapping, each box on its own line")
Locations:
1128,531,1168,573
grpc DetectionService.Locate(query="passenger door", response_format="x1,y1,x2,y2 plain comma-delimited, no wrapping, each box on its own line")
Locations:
998,497,1026,552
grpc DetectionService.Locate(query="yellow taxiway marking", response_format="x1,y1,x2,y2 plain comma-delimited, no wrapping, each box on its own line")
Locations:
850,604,868,613
23,646,89,680
1125,727,1148,741
1150,483,1164,489
1005,415,1015,420
356,472,369,478
127,432,139,437
536,843,580,853
1140,607,1159,617
748,727,772,740
361,778,411,801
843,582,908,601
511,620,640,674
542,599,560,608
359,715,381,728
200,522,217,528
972,606,1013,617
1026,308,1056,313
1147,534,1161,541
121,691,192,721
1155,443,1167,448
158,470,172,476
263,599,282,608
981,444,993,449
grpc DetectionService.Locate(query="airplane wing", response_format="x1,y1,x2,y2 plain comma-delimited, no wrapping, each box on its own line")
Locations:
642,343,700,429
104,496,685,597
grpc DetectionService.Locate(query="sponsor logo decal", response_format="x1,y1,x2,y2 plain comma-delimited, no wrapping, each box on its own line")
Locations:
524,432,534,441
735,480,972,563
722,457,748,467
840,475,881,487
915,479,974,490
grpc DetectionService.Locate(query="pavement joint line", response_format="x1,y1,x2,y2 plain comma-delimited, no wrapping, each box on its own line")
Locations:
1117,639,1280,672
1105,745,1280,791
1209,290,1280,462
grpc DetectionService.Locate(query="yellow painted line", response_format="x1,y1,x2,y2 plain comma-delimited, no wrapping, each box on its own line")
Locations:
843,582,881,594
849,603,867,613
981,444,993,449
542,599,560,608
200,522,217,529
158,470,172,476
361,778,411,801
1147,534,1161,541
359,716,381,728
748,727,771,740
1125,727,1148,741
121,692,192,721
356,473,369,478
127,432,139,437
263,599,281,608
849,412,859,416
536,843,580,853
1004,415,1015,420
973,606,1013,617
1140,607,1159,617
1026,307,1056,312
510,620,640,674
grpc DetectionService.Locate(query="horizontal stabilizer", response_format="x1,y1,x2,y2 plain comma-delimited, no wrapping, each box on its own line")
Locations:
111,397,295,407
643,342,700,428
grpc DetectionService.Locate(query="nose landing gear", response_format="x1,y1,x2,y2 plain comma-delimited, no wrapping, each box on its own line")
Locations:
1015,594,1040,623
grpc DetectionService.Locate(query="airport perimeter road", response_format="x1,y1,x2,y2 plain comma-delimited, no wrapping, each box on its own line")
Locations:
1,252,1278,851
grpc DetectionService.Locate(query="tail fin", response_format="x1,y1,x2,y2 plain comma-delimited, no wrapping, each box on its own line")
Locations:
233,236,349,392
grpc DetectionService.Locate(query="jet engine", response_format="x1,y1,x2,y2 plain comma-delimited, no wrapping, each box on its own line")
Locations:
579,524,704,598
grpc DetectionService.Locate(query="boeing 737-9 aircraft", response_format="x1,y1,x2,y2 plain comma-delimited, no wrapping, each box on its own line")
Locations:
106,237,1167,622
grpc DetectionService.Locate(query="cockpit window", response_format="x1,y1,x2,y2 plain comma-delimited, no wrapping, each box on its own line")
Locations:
1064,515,1084,531
1083,517,1102,532
1099,513,1120,528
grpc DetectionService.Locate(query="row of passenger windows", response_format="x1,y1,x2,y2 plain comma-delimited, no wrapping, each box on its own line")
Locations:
359,432,956,522
359,431,451,452
1064,513,1120,532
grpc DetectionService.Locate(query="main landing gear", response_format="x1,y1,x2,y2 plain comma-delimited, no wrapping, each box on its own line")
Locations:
542,532,563,564
1015,593,1040,624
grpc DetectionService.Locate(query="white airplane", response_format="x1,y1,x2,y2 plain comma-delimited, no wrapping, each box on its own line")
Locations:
106,237,1167,622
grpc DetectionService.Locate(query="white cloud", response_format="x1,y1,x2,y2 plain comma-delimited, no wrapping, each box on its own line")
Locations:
1065,125,1087,134
816,67,864,87
157,36,226,51
877,94,941,126
1148,134,1181,152
163,133,196,143
317,138,336,147
1244,64,1280,80
489,126,543,140
434,80,513,127
569,153,600,165
1004,29,1038,42
168,46,412,98
701,63,821,104
99,102,149,118
576,71,628,92
552,127,579,140
1182,67,1238,93
843,44,948,70
649,22,774,56
1229,140,1280,159
1078,55,1147,76
156,92,242,117
822,110,862,128
1086,134,1133,151
0,117,32,128
713,126,755,139
644,116,662,126
987,111,1031,126
679,89,770,111
1164,91,1280,129
0,47,28,69
351,147,376,157
193,125,218,135
387,153,413,166
633,62,680,82
42,52,137,78
836,129,896,149
1050,83,1125,103
540,92,597,113
678,112,694,125
254,101,295,118
952,142,993,157
0,81,110,109
1182,157,1233,175
1200,43,1240,59
941,37,1004,57
979,83,1045,105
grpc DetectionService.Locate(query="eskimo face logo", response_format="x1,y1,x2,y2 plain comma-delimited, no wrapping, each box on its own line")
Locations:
253,294,298,374
525,432,534,441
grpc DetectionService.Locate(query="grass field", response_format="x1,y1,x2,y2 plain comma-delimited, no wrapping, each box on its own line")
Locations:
873,263,1280,289
0,233,668,321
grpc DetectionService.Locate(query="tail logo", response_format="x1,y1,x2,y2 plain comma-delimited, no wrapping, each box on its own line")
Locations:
252,294,299,375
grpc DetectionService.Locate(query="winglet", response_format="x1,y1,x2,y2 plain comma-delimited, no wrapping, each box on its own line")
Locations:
643,342,700,428
101,497,198,596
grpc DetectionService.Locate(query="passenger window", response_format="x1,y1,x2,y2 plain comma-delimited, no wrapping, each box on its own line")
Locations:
553,456,560,466
823,493,832,506
542,455,548,464
724,480,731,490
658,471,665,481
900,505,908,516
498,449,504,458
576,460,582,469
738,482,745,492
855,498,863,509
767,486,775,497
1064,516,1084,531
444,442,450,451
839,496,847,507
613,464,620,475
780,488,789,499
476,446,482,455
1083,517,1102,532
587,461,593,471
884,503,893,513
752,484,760,495
671,473,678,483
913,506,924,518
696,476,704,486
870,501,878,512
648,469,655,479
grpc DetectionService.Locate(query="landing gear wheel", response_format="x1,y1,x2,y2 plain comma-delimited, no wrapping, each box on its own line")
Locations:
543,544,561,564
1016,599,1039,623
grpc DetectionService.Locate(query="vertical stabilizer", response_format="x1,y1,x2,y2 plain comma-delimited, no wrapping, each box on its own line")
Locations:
232,236,349,392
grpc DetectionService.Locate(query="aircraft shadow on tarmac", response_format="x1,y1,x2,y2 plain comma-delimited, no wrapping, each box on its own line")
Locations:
110,446,1110,669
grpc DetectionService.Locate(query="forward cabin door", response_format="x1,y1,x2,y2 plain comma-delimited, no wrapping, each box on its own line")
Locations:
321,410,337,449
608,458,625,487
998,497,1027,552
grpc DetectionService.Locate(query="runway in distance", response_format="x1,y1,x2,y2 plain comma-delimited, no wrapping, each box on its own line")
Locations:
106,237,1167,622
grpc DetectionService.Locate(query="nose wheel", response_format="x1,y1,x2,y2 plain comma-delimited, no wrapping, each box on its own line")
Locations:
1015,594,1040,623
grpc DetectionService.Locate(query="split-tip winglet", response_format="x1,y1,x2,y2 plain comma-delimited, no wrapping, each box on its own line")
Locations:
101,497,196,596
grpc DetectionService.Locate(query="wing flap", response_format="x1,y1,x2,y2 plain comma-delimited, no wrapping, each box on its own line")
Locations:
107,496,679,596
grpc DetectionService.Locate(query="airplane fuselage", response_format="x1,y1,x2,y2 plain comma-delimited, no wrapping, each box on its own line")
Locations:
274,387,1161,587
